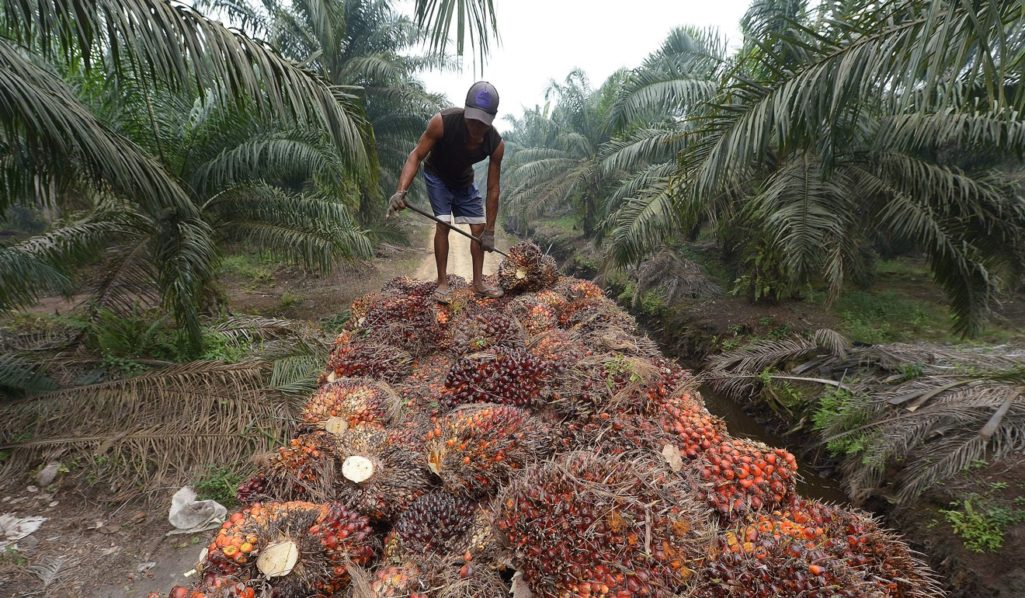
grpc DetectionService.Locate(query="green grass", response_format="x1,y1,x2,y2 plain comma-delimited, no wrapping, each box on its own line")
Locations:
194,465,245,508
218,253,275,288
875,258,931,279
831,289,952,343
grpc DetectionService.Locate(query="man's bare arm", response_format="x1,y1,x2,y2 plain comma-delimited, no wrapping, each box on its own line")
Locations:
396,113,443,194
485,140,504,231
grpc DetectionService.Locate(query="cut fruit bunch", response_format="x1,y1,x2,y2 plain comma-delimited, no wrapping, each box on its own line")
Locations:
152,260,940,598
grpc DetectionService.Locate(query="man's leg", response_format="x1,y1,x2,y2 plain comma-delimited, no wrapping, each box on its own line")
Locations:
434,222,450,290
469,223,485,288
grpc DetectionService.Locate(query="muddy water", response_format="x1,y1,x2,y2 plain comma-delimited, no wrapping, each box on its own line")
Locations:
697,383,849,503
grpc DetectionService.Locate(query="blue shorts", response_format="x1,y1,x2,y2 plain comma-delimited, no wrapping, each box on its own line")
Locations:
423,170,485,225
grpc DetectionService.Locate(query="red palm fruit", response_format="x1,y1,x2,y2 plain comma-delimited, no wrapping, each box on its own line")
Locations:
425,404,555,498
322,335,412,384
497,242,559,293
355,293,448,357
558,296,638,334
386,491,477,556
204,501,375,597
442,347,553,408
506,295,560,335
656,391,728,459
524,329,589,377
302,378,401,430
697,437,798,519
451,310,525,354
553,277,605,301
552,353,684,418
495,452,713,597
695,528,871,597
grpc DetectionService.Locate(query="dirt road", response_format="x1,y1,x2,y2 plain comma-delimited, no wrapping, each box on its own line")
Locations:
412,222,511,282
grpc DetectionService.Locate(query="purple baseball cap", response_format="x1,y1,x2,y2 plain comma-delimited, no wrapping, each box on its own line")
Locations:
464,81,499,126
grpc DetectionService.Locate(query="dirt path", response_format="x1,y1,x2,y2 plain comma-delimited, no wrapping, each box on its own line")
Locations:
412,222,511,282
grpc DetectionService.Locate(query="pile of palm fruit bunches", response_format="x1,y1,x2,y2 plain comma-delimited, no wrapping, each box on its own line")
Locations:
152,242,943,598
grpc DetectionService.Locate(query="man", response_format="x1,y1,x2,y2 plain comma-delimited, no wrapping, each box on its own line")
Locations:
387,81,505,301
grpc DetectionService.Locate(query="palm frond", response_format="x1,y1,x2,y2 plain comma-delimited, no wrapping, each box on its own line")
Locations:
3,0,372,172
412,0,498,67
0,360,298,496
0,353,58,396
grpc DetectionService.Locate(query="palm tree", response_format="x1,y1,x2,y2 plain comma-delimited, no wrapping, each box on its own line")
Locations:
0,0,374,348
599,27,726,264
602,0,1025,335
502,70,626,236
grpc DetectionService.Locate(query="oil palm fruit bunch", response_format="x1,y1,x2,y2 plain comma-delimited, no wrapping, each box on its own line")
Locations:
554,277,604,301
203,502,375,597
497,242,559,293
397,353,456,416
366,562,430,597
331,429,432,523
553,354,682,418
157,579,255,598
506,295,560,335
386,491,477,556
525,329,589,377
559,296,637,334
244,431,342,503
356,294,447,357
425,404,555,497
496,452,712,597
302,378,402,431
580,324,661,359
783,499,941,596
451,310,524,354
347,294,382,328
323,334,413,384
656,392,727,460
698,437,798,519
443,347,552,408
695,528,870,597
382,274,469,297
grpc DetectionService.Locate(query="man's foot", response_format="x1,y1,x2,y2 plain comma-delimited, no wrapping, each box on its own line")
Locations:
433,283,452,304
472,284,503,299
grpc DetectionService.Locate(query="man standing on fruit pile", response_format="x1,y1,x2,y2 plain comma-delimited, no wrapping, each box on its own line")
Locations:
387,81,505,302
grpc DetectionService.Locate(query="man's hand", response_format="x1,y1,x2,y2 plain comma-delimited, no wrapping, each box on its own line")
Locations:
386,191,407,218
481,230,496,252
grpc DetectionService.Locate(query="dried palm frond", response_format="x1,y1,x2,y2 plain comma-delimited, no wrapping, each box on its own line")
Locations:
709,328,1025,503
0,361,300,498
633,247,723,303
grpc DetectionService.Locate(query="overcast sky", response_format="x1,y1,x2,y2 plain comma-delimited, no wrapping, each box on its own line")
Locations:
399,0,752,132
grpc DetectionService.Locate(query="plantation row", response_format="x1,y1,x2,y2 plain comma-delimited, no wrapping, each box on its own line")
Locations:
152,244,941,597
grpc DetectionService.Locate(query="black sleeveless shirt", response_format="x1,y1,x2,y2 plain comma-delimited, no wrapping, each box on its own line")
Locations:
423,107,502,188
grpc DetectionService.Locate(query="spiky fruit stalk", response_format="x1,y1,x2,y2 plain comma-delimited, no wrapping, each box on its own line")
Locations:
496,452,713,597
697,437,799,519
302,378,401,430
425,404,555,497
552,353,684,418
497,242,559,293
451,310,525,354
558,296,638,334
323,334,412,384
443,347,552,408
203,502,374,597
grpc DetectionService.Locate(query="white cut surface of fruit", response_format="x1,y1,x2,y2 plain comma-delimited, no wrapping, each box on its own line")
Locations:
661,443,683,473
326,371,338,383
515,268,527,280
324,416,349,436
257,540,299,578
342,455,375,483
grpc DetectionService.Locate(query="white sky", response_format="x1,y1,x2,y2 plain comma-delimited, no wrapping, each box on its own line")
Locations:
400,0,752,132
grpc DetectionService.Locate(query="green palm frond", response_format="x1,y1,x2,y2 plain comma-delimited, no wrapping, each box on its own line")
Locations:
604,186,679,266
191,130,342,196
0,219,126,311
3,0,373,171
0,353,58,397
599,127,687,176
412,0,498,67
